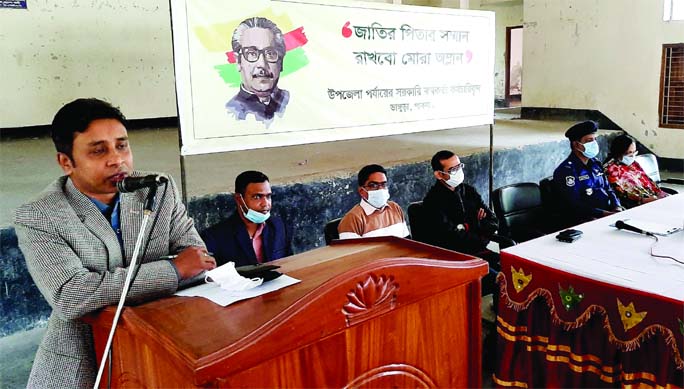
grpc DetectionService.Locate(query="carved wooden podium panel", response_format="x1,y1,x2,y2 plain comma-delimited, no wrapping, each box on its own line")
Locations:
87,237,488,388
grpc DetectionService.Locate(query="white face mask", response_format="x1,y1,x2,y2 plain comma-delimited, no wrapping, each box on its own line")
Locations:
363,188,390,209
205,262,263,291
443,168,464,188
621,155,635,166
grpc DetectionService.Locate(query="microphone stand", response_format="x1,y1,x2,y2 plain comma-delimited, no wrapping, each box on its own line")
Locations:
93,186,158,389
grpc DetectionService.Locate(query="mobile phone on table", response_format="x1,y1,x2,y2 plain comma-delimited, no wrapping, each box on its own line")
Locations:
556,229,583,243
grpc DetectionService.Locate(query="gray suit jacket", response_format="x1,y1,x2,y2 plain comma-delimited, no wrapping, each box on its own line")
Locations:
14,173,204,388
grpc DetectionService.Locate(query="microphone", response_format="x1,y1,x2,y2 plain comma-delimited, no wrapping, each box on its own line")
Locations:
116,174,168,193
615,220,653,236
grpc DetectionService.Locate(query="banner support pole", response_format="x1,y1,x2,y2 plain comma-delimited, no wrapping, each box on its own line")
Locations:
489,122,494,208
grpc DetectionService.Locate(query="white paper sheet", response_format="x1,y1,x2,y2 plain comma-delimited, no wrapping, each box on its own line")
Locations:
174,275,301,307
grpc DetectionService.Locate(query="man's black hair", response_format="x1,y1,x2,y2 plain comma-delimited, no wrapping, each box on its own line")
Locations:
235,170,270,195
431,150,455,172
357,164,387,187
51,98,128,160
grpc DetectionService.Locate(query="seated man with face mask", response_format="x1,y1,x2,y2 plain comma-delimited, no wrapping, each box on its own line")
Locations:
338,164,410,240
421,150,499,257
201,170,292,267
420,150,501,301
553,120,623,225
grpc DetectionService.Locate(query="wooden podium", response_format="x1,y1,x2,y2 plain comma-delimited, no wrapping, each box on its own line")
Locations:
86,237,488,388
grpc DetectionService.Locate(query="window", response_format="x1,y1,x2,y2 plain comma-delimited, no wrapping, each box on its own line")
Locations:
659,44,684,128
664,0,684,21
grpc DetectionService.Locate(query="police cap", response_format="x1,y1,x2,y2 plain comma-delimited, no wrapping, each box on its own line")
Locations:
565,120,598,141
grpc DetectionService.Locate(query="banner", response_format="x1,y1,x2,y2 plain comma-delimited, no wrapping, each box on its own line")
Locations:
171,0,494,155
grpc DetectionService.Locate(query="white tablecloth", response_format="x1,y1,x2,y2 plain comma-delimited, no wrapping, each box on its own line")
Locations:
503,194,684,301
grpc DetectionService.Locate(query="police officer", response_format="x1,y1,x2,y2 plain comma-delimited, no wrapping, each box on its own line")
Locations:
553,120,623,224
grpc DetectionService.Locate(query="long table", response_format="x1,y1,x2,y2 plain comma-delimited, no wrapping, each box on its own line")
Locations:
494,194,684,387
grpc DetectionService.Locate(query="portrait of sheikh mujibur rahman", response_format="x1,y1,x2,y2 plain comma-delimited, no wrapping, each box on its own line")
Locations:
226,17,290,124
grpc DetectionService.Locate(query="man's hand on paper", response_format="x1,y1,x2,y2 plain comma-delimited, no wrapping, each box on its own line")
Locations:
173,246,217,279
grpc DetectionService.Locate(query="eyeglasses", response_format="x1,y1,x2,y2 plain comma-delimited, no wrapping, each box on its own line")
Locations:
240,46,280,63
443,163,465,175
363,181,388,190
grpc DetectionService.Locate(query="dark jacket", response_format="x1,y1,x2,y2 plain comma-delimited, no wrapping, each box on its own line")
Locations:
226,87,289,122
553,153,621,223
201,212,292,267
421,182,499,255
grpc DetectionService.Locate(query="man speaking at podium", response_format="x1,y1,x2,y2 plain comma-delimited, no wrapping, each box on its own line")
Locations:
14,98,216,388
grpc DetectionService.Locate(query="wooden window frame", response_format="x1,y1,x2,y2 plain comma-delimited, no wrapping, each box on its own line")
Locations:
659,43,684,129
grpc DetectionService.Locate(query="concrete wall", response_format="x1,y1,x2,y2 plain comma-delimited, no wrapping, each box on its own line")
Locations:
0,0,177,127
475,0,524,101
0,0,396,127
522,0,684,159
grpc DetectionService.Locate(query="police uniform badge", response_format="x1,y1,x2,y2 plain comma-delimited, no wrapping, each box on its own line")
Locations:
566,176,575,186
585,188,593,196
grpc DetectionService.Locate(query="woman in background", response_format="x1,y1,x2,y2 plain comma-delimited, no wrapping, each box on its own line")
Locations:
604,134,668,208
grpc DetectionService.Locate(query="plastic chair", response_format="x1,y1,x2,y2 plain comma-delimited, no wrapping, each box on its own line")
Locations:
636,153,661,183
636,153,680,194
492,183,548,243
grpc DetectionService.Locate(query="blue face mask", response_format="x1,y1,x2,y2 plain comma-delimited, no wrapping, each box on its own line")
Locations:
239,195,270,224
581,140,599,159
621,155,635,166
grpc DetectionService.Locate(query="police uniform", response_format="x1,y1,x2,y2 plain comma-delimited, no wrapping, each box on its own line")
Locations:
553,120,622,223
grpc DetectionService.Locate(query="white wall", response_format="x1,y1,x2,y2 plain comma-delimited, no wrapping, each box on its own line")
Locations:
0,0,409,129
0,0,177,127
523,0,684,158
475,0,523,100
